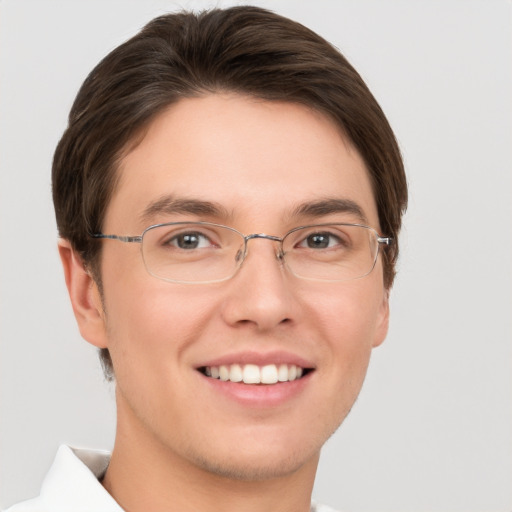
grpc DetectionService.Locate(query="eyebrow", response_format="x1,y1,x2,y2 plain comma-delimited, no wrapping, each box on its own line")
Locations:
291,198,369,225
139,195,231,225
139,195,368,227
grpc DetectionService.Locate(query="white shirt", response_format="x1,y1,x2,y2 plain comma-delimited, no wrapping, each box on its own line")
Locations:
5,446,340,512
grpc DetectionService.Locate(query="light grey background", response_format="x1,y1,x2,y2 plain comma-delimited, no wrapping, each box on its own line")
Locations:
1,1,511,510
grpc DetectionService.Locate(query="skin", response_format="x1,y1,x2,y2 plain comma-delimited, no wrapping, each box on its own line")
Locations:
59,94,390,512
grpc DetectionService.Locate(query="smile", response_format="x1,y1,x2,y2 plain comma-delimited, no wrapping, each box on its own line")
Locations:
199,364,309,384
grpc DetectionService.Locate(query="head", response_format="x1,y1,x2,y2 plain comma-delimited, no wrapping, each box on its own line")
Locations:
53,6,407,480
53,6,407,379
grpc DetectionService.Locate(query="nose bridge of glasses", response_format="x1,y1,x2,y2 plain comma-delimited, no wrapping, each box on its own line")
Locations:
238,233,284,263
244,233,282,243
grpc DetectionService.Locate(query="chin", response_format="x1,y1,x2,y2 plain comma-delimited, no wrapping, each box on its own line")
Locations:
187,444,320,481
177,420,339,482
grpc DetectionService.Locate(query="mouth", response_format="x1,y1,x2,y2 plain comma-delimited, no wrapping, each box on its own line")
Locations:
198,363,313,384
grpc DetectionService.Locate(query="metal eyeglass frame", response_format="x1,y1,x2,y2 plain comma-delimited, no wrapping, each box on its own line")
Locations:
91,221,393,283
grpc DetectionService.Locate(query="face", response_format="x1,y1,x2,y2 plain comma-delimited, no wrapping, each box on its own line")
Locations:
75,94,389,480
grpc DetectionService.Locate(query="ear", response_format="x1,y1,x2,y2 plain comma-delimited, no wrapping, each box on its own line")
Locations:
58,239,108,349
372,289,390,348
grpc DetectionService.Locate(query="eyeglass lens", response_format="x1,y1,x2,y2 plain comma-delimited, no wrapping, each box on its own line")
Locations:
140,222,380,283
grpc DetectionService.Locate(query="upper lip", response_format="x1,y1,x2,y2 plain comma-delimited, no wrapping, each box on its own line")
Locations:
196,350,315,369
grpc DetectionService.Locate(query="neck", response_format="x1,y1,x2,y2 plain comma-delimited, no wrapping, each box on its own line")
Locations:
102,395,319,512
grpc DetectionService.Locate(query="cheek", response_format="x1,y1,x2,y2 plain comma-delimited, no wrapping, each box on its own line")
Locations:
318,289,381,415
304,277,384,380
104,282,212,358
309,279,383,342
102,282,215,423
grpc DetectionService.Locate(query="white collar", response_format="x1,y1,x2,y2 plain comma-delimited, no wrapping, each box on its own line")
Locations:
23,445,122,511
7,445,338,512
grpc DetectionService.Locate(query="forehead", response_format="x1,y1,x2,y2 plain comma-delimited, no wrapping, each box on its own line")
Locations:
105,94,378,231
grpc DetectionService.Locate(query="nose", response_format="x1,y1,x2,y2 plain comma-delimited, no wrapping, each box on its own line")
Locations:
220,237,298,332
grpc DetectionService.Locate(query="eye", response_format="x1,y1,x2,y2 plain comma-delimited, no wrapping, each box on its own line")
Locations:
299,232,344,249
167,231,213,250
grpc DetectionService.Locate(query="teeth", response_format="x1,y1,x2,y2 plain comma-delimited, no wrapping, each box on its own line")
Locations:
243,364,261,384
260,364,278,384
203,363,306,384
230,364,243,383
278,364,289,382
219,365,229,381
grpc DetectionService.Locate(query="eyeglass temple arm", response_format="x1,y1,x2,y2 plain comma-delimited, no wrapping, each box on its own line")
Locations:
91,233,142,243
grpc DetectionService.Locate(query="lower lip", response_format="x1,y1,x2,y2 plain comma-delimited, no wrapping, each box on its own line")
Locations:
200,372,312,408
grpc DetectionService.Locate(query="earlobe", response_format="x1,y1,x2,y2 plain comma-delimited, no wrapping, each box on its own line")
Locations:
58,239,108,349
372,290,390,348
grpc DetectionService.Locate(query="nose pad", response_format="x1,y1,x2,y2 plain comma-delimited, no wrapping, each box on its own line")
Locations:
237,236,285,270
235,247,245,264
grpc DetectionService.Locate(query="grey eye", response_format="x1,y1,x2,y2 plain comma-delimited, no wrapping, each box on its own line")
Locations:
307,233,329,248
302,232,342,249
170,232,210,249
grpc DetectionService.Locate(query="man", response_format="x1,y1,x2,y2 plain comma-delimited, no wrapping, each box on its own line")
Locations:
7,5,407,511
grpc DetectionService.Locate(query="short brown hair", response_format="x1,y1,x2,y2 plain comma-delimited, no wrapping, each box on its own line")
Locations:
53,6,407,378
